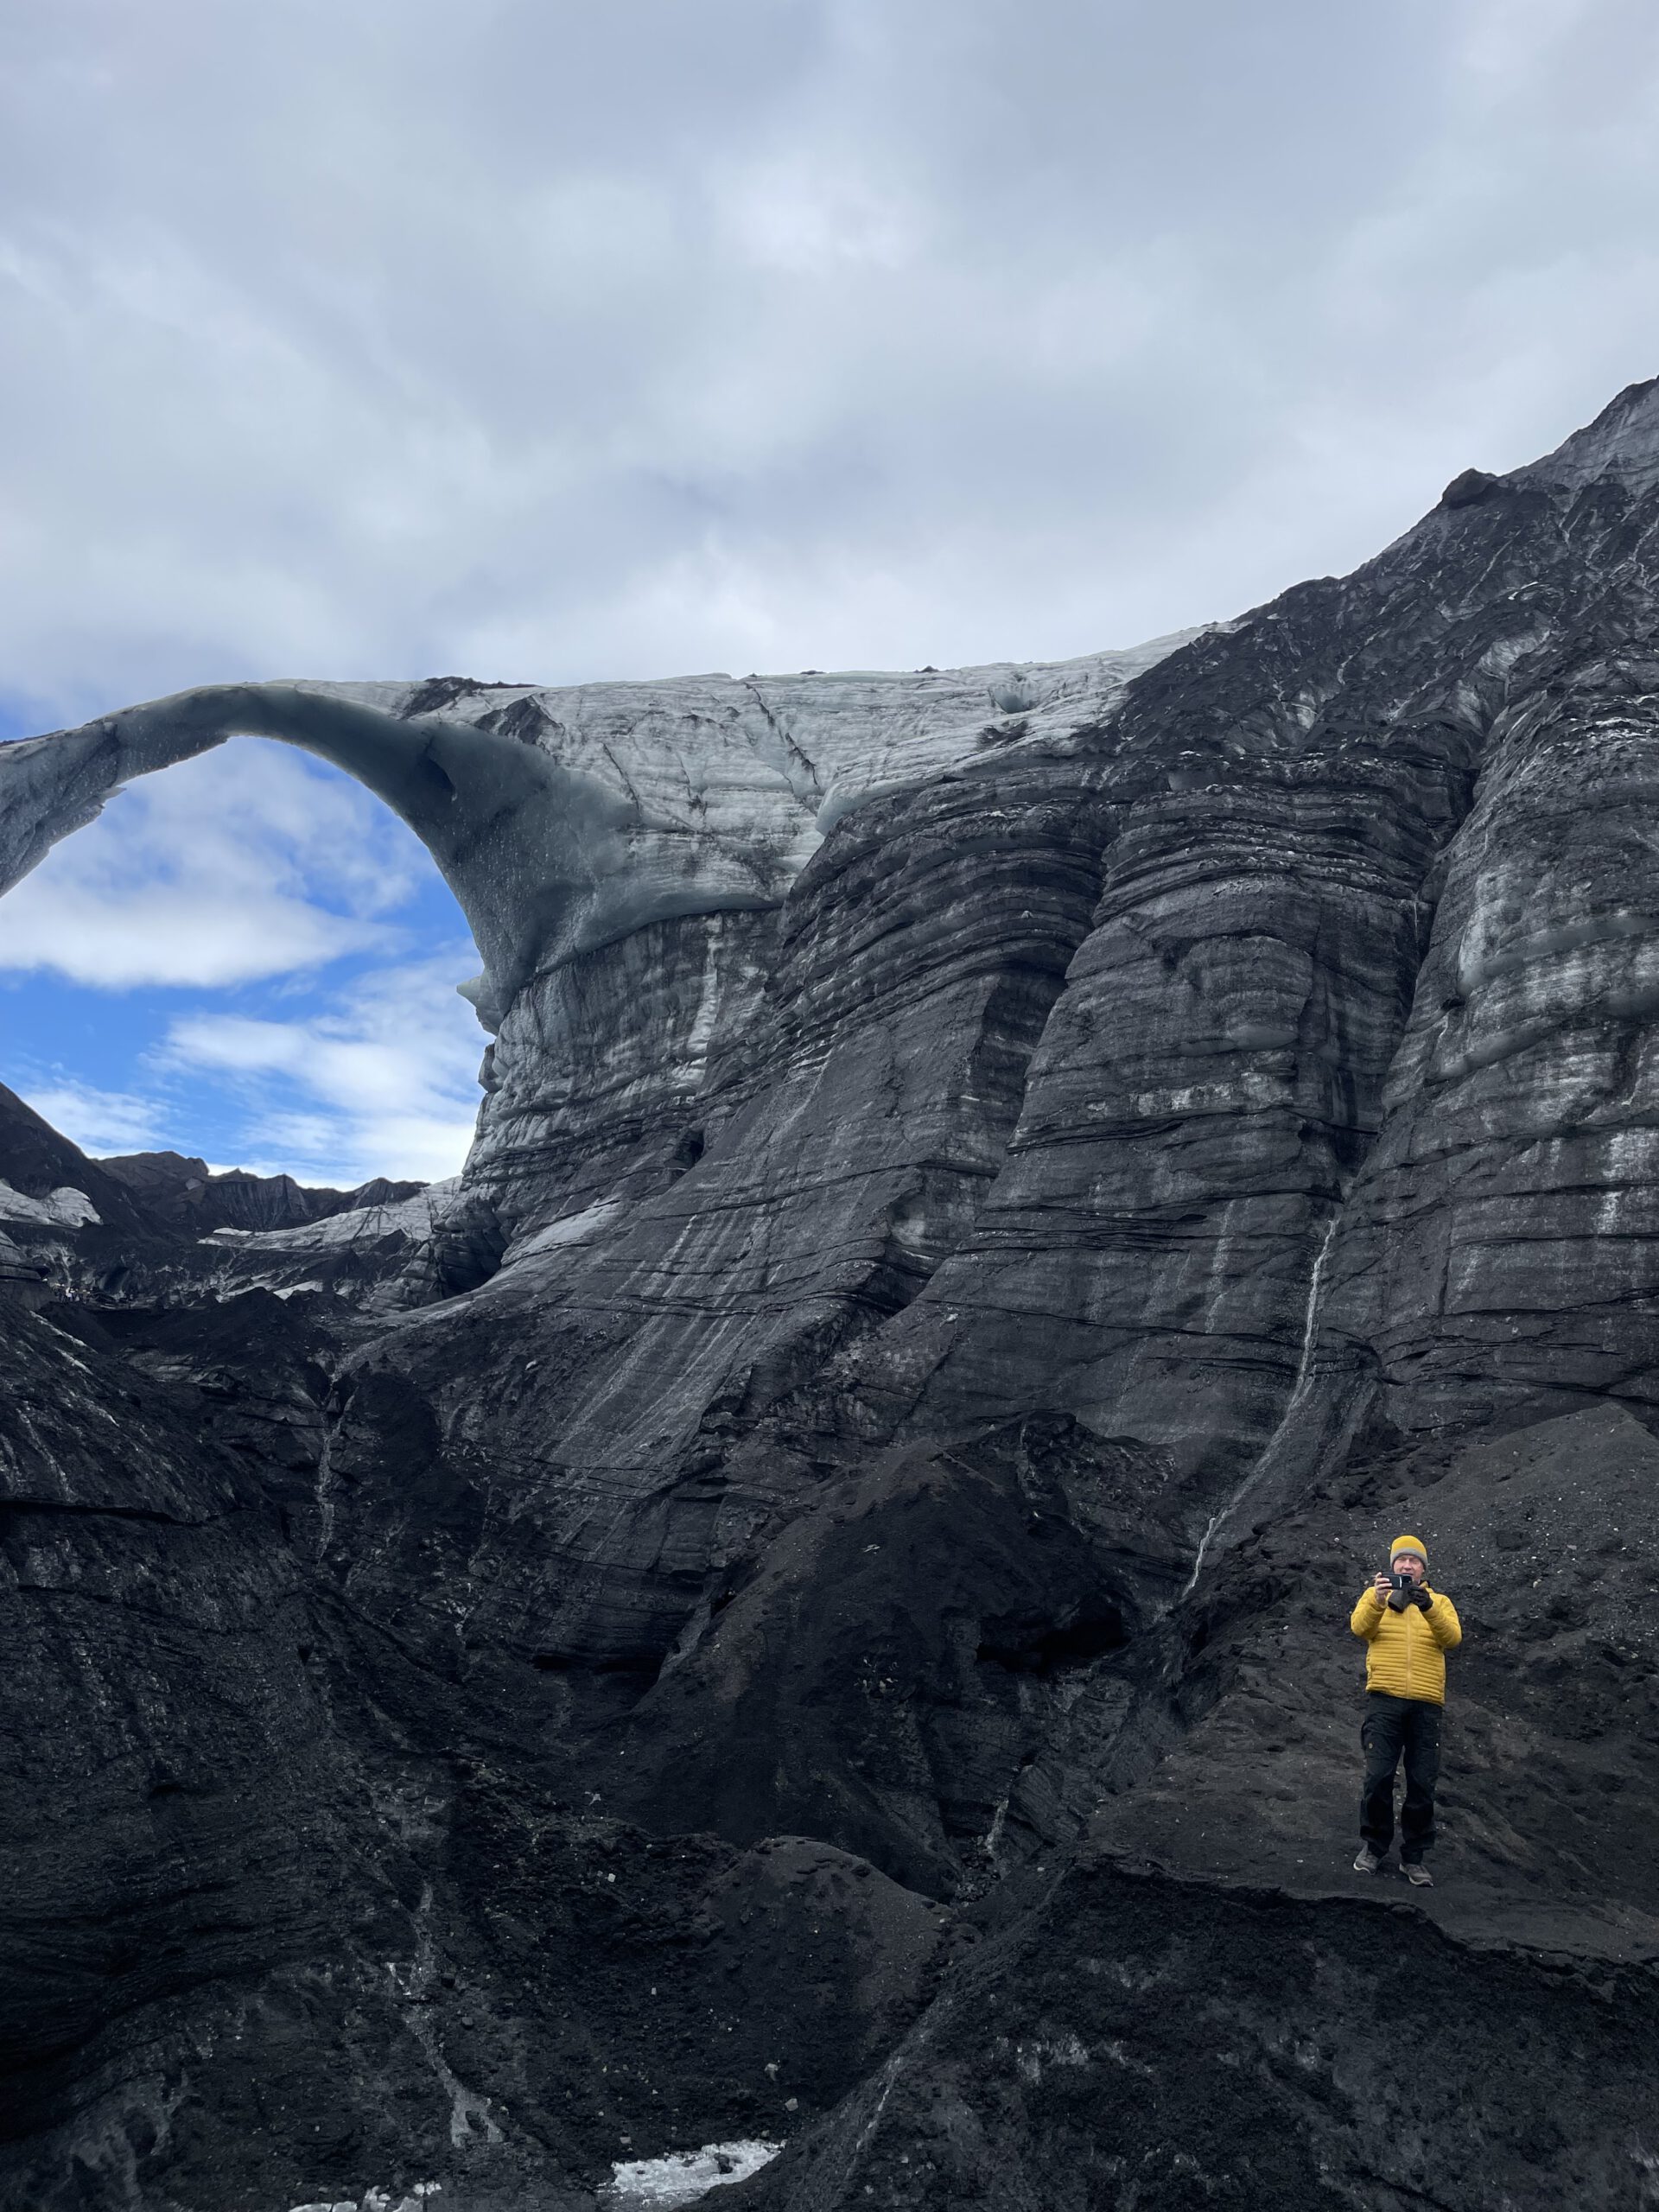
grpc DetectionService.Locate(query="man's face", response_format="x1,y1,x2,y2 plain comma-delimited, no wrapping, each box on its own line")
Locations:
1392,1554,1425,1583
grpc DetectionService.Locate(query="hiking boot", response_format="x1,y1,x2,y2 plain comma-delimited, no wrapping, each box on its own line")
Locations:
1353,1845,1384,1874
1402,1862,1434,1889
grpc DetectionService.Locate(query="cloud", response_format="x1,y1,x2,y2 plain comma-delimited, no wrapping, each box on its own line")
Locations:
0,739,428,988
4,0,1659,1189
19,1079,168,1155
0,0,1656,724
0,734,482,1184
158,951,484,1185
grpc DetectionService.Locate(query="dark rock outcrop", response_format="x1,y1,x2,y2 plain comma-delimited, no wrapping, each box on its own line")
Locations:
3,380,1659,2210
1440,464,1503,507
98,1149,424,1235
0,1080,159,1238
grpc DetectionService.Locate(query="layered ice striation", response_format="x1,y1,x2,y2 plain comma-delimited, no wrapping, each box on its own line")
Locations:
9,378,1659,2212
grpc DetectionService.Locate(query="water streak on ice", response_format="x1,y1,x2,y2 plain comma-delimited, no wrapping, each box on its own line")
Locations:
383,1886,504,2151
314,1414,339,1559
1179,1212,1339,1599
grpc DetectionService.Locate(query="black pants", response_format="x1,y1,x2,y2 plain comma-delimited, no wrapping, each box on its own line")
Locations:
1359,1693,1442,1861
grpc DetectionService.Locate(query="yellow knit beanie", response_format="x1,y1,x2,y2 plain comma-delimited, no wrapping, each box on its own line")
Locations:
1389,1534,1427,1567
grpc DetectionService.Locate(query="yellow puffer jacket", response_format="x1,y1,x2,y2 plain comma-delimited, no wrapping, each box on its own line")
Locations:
1350,1585,1462,1704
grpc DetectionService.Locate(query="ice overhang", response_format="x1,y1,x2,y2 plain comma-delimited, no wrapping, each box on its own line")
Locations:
0,639,1199,1032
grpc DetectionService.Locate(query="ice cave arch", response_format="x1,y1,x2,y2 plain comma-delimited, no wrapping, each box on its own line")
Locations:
0,643,1200,1038
0,680,650,1035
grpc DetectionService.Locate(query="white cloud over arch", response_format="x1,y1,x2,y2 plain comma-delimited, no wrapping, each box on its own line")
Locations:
2,0,1656,722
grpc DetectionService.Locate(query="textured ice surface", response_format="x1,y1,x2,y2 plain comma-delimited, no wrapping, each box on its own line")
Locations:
0,1179,99,1227
0,633,1201,1029
409,630,1202,836
508,1196,625,1261
600,2139,784,2208
181,1178,488,1310
1518,373,1659,495
203,1178,461,1255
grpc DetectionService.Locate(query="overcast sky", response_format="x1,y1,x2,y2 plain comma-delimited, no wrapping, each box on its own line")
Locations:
2,0,1657,1181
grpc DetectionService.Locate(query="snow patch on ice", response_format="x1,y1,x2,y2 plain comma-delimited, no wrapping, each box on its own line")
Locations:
202,1179,461,1255
601,2139,784,2207
0,1179,101,1228
1117,1069,1294,1121
1012,2031,1090,2085
285,2187,439,2212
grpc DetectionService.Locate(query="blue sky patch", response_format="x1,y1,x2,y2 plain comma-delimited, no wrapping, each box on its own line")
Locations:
0,699,485,1186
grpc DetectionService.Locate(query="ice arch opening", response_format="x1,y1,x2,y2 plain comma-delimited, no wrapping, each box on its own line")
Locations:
0,642,1200,1038
0,641,1202,1221
0,681,653,1035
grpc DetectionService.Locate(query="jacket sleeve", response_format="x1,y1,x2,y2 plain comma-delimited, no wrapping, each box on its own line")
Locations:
1422,1589,1461,1649
1351,1588,1387,1640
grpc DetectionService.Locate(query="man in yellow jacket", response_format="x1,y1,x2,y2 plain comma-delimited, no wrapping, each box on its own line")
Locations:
1349,1535,1462,1888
